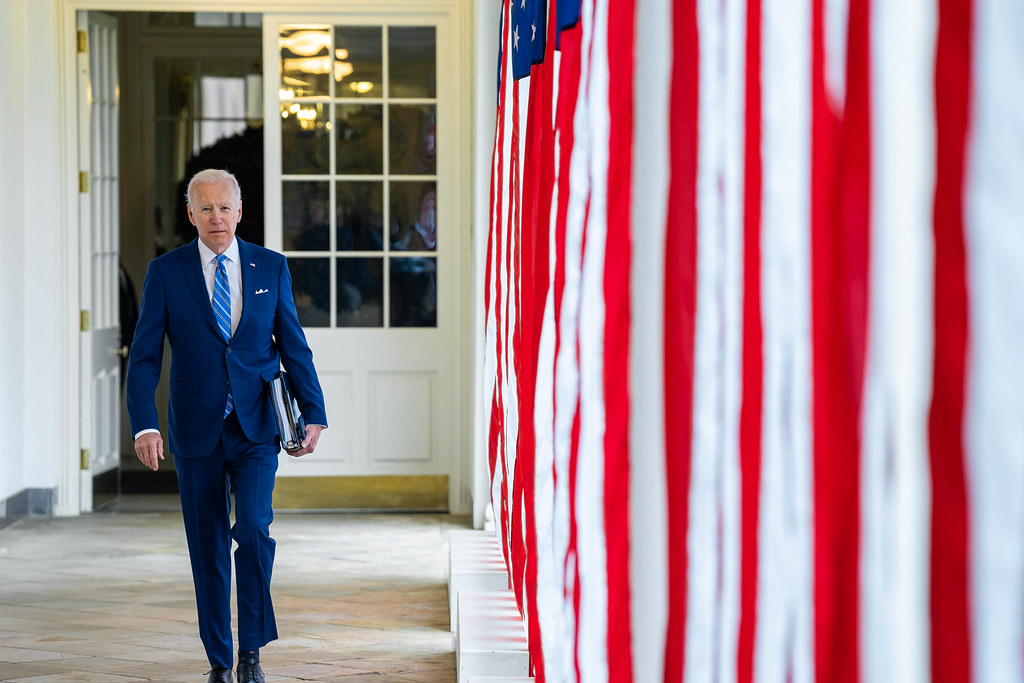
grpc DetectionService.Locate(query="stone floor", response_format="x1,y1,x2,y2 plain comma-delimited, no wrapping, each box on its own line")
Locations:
0,496,466,682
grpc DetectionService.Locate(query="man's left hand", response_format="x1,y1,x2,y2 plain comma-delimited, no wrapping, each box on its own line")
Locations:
288,424,324,457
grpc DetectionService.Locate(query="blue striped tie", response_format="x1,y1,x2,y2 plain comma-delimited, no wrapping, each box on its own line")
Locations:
213,254,233,417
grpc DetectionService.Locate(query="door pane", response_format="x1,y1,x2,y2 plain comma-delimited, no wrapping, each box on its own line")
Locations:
389,182,437,251
334,26,382,98
335,104,383,174
282,102,330,174
390,257,436,327
389,26,435,98
389,104,436,175
282,181,330,251
290,257,331,327
279,26,331,98
336,181,384,251
337,257,383,327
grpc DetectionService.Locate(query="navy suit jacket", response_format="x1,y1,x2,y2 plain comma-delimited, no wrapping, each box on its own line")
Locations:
126,237,328,458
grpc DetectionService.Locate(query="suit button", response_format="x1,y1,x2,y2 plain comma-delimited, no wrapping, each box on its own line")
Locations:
226,348,232,354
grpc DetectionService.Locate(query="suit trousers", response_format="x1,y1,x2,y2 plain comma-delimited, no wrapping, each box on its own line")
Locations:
175,410,280,669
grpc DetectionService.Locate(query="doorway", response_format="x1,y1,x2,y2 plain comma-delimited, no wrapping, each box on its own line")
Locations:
115,11,265,496
71,4,472,514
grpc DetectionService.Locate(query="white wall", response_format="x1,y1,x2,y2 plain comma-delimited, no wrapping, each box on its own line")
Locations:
0,0,29,504
470,0,498,529
0,0,64,506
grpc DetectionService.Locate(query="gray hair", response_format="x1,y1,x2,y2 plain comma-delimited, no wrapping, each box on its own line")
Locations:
185,169,241,207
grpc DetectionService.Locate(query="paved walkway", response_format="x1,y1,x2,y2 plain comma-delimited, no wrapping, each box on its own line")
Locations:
0,496,464,682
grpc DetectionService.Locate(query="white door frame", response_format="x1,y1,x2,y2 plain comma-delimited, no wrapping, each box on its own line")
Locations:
54,0,477,516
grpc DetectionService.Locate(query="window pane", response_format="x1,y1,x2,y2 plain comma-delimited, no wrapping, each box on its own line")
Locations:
279,26,330,98
282,102,329,174
389,27,436,98
282,181,330,251
338,257,383,327
389,104,436,175
389,182,437,251
289,257,331,327
335,26,383,98
336,181,384,251
335,104,383,175
390,257,436,327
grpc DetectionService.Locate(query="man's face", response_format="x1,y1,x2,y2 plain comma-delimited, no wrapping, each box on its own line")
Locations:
188,180,242,254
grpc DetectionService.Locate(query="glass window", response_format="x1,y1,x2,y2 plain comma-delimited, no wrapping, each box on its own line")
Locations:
389,27,436,98
389,182,436,252
281,101,330,174
337,181,384,251
389,104,436,175
278,22,438,328
390,257,436,327
282,181,330,251
336,104,383,174
290,257,331,327
337,257,384,327
279,26,331,98
334,27,383,98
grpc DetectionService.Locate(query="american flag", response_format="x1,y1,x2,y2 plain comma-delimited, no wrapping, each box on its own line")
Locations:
483,0,1024,681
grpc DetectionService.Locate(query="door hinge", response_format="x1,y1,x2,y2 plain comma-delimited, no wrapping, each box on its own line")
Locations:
79,171,88,193
80,448,90,470
77,30,87,54
80,310,90,332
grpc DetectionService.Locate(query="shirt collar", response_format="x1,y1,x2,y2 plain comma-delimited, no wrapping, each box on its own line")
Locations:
198,237,239,267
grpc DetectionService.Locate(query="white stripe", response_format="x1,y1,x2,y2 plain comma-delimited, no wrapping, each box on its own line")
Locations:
577,0,609,679
535,44,564,683
552,3,593,678
534,224,561,683
823,0,849,108
757,0,814,680
719,0,746,679
861,1,936,681
684,0,744,680
965,1,1024,680
630,0,671,678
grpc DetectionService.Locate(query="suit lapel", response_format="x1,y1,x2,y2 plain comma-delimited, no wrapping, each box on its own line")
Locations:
237,238,259,336
179,239,221,336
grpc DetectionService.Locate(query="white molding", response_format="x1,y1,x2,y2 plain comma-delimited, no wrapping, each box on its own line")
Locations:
56,2,82,516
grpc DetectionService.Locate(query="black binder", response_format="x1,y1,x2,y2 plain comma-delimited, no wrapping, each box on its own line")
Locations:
268,370,306,452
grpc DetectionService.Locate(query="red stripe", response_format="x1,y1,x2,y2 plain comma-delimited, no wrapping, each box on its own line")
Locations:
519,1,558,677
496,0,514,577
929,0,973,679
509,72,527,614
604,0,635,679
736,0,763,680
489,0,512,492
663,0,699,679
811,1,870,680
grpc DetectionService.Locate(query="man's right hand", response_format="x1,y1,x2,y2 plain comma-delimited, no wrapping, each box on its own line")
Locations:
134,432,165,471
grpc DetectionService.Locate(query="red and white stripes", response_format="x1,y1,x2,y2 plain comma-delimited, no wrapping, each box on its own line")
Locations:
484,0,1024,681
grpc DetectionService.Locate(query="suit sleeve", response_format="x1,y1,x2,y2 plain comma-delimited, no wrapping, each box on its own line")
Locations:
125,262,168,436
273,257,328,427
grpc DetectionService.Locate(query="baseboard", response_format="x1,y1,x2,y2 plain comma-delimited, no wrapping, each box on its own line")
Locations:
1,487,55,527
273,475,449,511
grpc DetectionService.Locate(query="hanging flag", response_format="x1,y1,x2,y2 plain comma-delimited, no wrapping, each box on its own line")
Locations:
484,1,1024,682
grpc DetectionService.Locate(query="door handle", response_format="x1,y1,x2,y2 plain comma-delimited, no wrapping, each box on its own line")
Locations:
116,345,129,358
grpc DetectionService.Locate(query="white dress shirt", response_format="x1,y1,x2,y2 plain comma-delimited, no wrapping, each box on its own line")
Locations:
198,237,243,337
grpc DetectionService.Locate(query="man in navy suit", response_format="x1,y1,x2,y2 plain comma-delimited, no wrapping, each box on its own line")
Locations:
127,169,327,683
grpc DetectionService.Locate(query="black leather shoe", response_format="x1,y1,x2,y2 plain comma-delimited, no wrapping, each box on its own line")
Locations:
236,653,265,683
206,667,234,683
